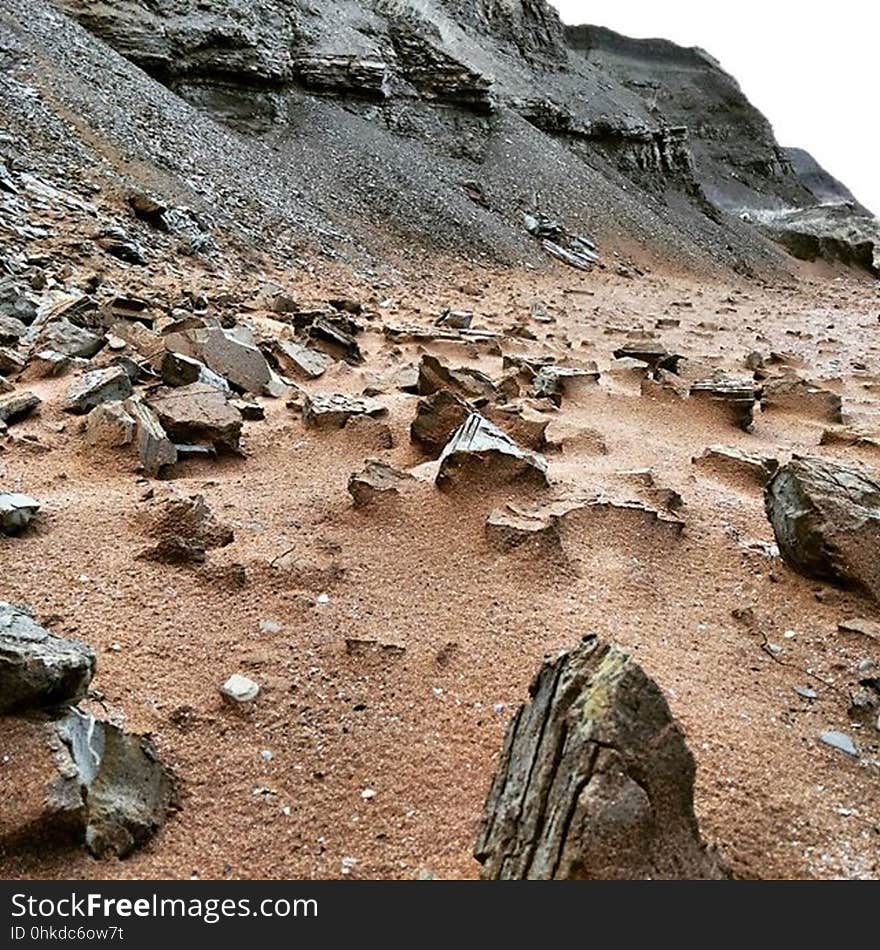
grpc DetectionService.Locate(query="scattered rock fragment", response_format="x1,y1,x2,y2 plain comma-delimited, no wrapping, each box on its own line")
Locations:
818,730,858,758
0,346,25,377
51,708,175,857
613,341,682,372
765,456,880,600
837,618,880,642
0,603,95,713
220,674,260,704
160,352,230,393
303,393,386,429
0,491,39,534
147,383,242,452
64,366,132,415
475,636,729,879
437,413,548,488
0,390,40,425
410,389,470,456
348,460,413,508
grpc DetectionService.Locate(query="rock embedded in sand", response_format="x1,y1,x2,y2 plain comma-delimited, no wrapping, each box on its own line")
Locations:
348,459,413,508
0,491,40,534
761,374,842,423
50,708,175,858
437,412,548,488
818,730,858,758
0,603,96,713
765,456,880,600
417,354,497,400
64,366,133,414
531,363,600,405
138,491,234,564
613,341,682,372
220,674,260,703
690,374,758,431
475,636,729,880
126,395,179,475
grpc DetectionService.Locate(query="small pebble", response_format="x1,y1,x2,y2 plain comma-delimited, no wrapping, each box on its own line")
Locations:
819,731,858,757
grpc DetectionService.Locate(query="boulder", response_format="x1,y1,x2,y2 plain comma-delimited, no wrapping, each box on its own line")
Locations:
0,603,95,713
0,390,40,425
50,708,175,858
765,456,880,599
0,491,39,534
437,413,548,488
475,636,730,880
64,366,132,415
147,383,242,452
302,393,387,429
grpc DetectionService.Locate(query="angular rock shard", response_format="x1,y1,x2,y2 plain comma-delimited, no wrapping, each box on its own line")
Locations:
765,456,880,600
437,413,548,488
303,393,386,429
348,460,413,508
147,383,242,452
64,366,132,415
50,708,175,858
126,396,178,476
0,603,95,713
690,375,758,431
475,636,730,880
410,389,471,456
0,491,40,534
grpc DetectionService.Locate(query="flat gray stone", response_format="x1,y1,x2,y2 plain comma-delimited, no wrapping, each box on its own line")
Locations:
819,730,858,757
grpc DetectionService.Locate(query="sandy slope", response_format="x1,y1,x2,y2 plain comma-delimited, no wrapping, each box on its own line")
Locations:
1,252,878,880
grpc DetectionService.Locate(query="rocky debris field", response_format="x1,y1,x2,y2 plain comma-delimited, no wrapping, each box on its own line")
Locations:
0,125,878,879
0,0,879,882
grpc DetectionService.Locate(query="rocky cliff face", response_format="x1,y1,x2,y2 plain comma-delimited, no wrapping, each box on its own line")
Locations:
4,0,873,276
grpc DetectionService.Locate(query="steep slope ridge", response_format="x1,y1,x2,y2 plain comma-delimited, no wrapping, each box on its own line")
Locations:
25,0,811,277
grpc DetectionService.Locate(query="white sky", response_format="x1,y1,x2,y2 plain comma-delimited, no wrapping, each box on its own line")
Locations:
552,2,878,215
